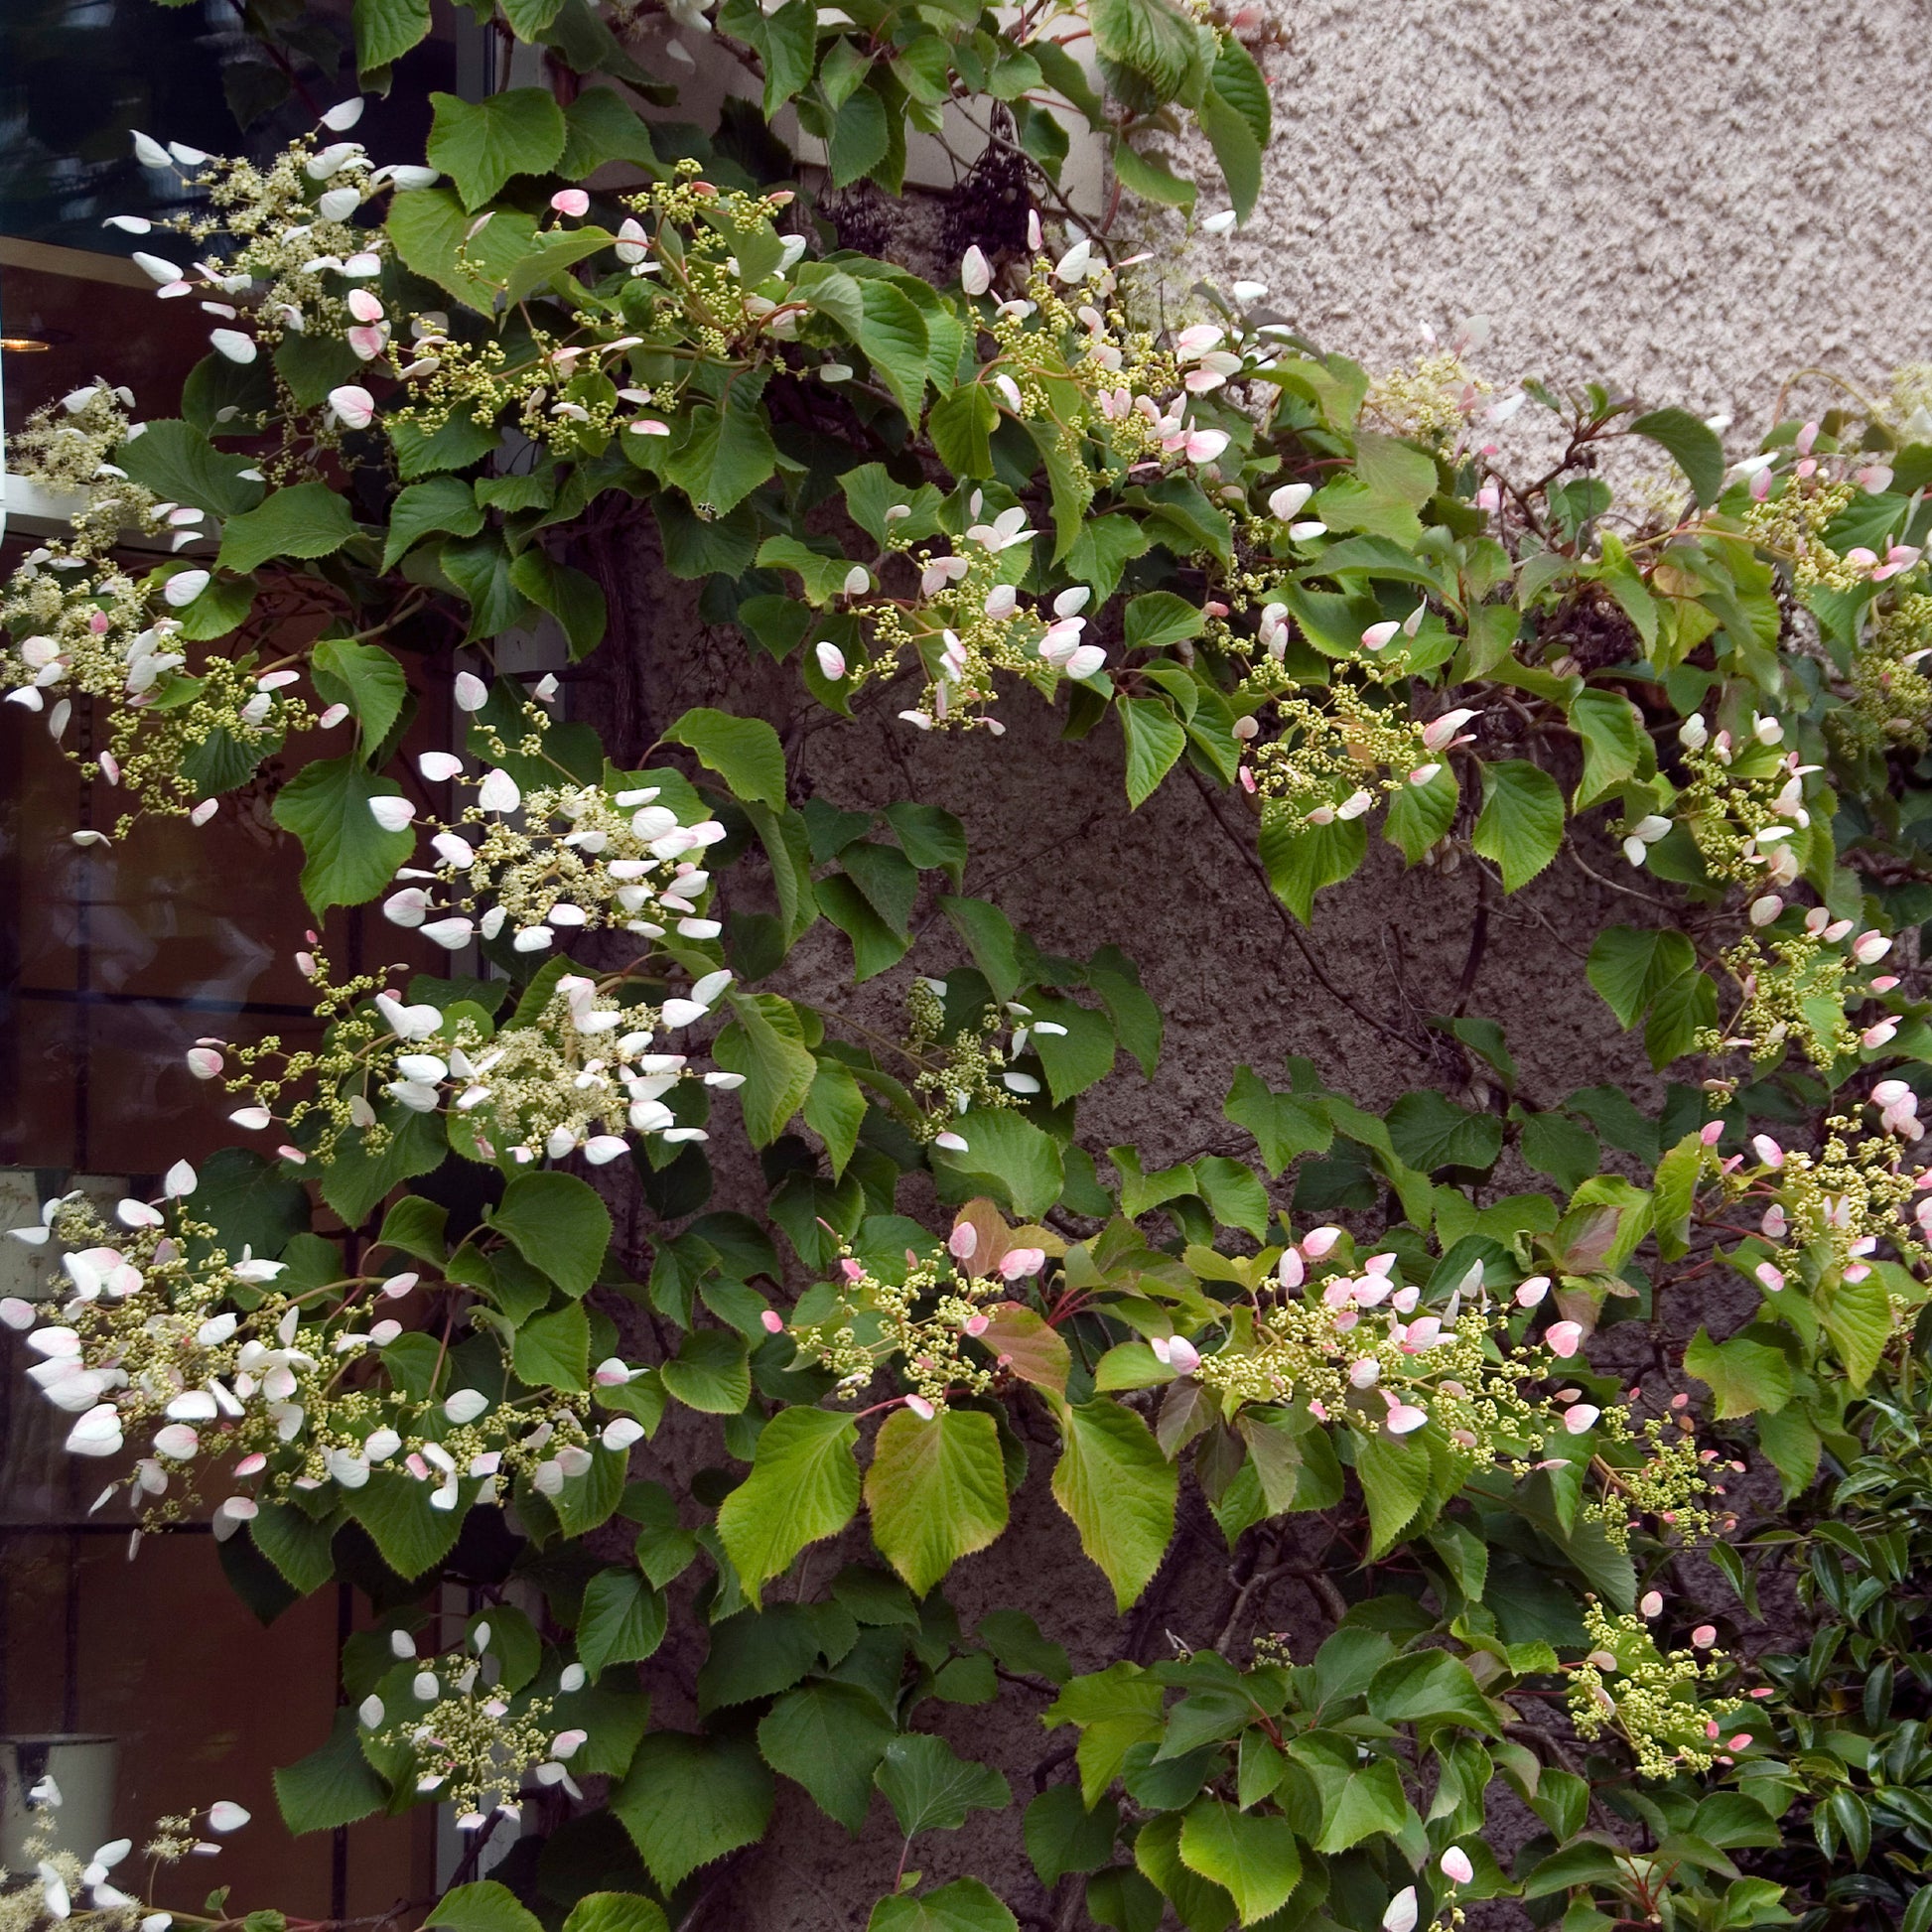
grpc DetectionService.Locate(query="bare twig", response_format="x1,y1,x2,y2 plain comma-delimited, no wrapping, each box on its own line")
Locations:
1186,768,1428,1056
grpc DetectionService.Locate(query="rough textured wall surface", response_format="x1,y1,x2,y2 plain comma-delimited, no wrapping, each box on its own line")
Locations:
1203,0,1929,426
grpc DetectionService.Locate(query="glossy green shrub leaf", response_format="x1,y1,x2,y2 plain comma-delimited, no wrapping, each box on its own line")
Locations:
665,706,787,805
1587,925,1697,1030
720,992,818,1145
274,1708,386,1835
427,1884,543,1932
659,1329,752,1413
1366,1649,1498,1731
217,482,358,574
510,1304,590,1391
1091,0,1204,97
1355,1432,1433,1557
940,896,1024,1002
577,1569,669,1681
1630,406,1727,507
271,757,415,913
560,1897,667,1932
117,417,263,517
1177,1798,1301,1927
1569,687,1647,806
352,0,431,68
1260,812,1367,922
386,188,541,307
759,1680,897,1831
1120,696,1188,807
932,1109,1064,1220
660,380,780,514
1386,1092,1503,1173
868,1880,1020,1932
1027,1785,1120,1887
346,1471,466,1580
1684,1325,1793,1419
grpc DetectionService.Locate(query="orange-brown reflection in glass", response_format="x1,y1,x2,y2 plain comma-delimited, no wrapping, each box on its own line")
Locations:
0,1527,431,1918
0,258,210,432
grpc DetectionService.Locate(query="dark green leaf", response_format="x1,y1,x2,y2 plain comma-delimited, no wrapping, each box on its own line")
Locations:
427,88,568,209
868,1881,1020,1932
1630,407,1726,508
117,418,264,517
875,1733,1011,1838
274,1708,386,1835
1119,697,1187,808
270,757,413,913
577,1569,668,1681
1472,759,1564,892
665,706,787,805
353,0,431,68
1027,1785,1120,1887
1586,926,1696,1031
931,1109,1063,1221
488,1171,611,1298
611,1731,774,1893
759,1680,897,1831
1385,1091,1503,1173
1223,1067,1331,1174
427,1884,542,1932
311,638,406,758
216,482,357,574
381,476,482,570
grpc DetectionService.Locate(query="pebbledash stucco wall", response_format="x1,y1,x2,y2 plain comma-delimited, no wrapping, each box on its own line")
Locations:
1201,0,1929,429
575,11,1908,1923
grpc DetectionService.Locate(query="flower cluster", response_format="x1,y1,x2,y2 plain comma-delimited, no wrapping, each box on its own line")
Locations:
843,513,1106,735
0,111,449,826
1194,1232,1717,1538
1361,342,1495,447
0,383,311,826
113,107,425,393
901,977,1055,1144
1197,1234,1563,1441
1245,682,1465,828
213,943,736,1171
805,228,1317,730
1703,905,1898,1067
1671,717,1815,889
362,1623,586,1827
1734,419,1911,596
438,971,733,1167
1568,1600,1739,1778
1841,587,1932,761
380,747,732,955
395,165,805,467
1724,1113,1930,1320
783,1219,1047,1412
0,1173,651,1517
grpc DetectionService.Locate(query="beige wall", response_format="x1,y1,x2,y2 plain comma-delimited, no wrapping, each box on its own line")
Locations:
1196,0,1927,427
